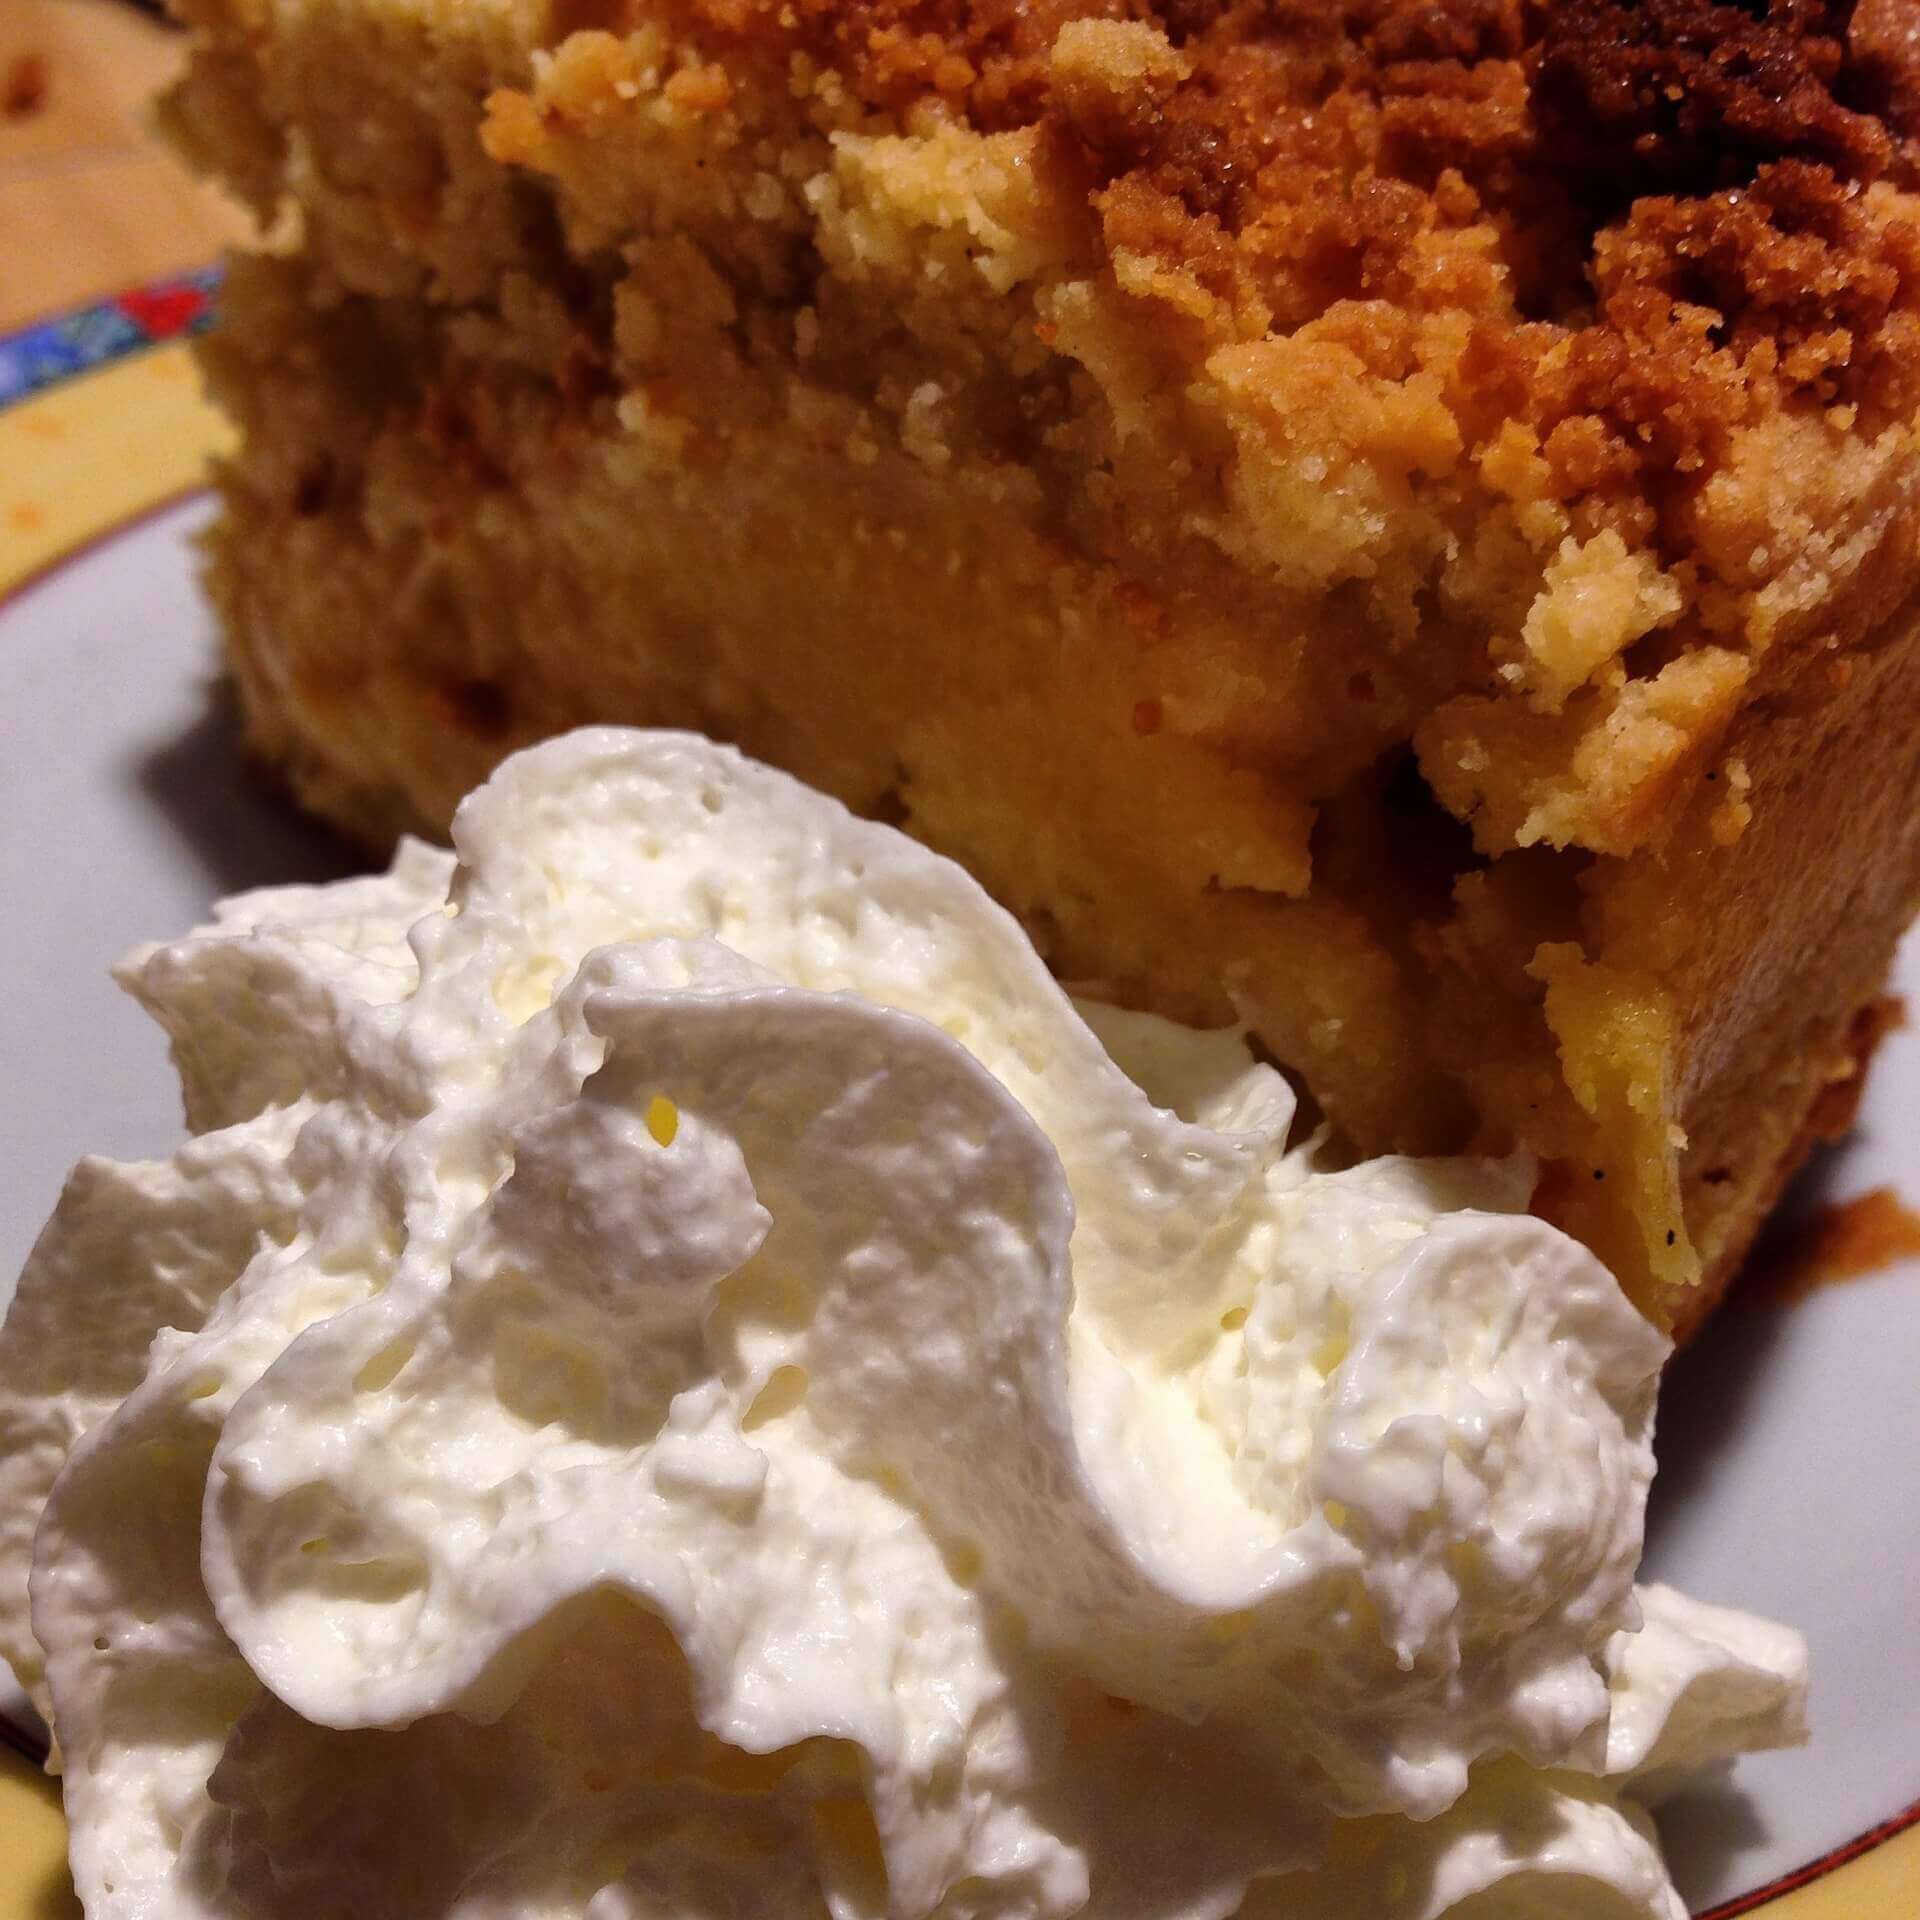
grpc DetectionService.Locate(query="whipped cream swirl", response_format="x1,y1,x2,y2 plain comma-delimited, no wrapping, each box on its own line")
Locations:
0,729,1804,1919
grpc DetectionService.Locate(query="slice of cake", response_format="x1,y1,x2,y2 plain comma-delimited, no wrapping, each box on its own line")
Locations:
159,0,1920,1330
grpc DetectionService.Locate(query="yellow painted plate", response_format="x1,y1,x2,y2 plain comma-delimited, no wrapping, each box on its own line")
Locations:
0,287,1916,1920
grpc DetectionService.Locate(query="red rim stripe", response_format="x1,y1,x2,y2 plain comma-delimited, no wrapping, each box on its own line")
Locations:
1696,1795,1920,1917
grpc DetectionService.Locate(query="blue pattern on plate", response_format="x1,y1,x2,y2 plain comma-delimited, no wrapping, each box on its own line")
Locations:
0,266,221,410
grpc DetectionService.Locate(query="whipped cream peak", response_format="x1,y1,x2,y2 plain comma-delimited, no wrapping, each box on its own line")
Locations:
0,729,1804,1920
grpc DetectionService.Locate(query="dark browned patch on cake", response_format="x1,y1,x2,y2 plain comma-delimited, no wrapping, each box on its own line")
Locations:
292,457,336,518
1532,0,1888,210
418,387,513,494
434,677,516,744
3,51,47,119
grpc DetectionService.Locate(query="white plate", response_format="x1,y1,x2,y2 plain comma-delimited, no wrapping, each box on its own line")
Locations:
1,493,1916,1914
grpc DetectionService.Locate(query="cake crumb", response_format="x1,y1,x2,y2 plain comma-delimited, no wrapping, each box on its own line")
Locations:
1709,758,1755,846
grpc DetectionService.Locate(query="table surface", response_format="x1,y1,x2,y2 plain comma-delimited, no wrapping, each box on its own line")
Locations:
0,0,244,332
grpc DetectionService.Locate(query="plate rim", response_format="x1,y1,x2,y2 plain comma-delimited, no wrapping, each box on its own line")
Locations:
0,279,1912,1920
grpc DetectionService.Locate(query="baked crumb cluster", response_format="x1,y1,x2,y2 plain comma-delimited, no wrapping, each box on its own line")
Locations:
163,0,1920,1326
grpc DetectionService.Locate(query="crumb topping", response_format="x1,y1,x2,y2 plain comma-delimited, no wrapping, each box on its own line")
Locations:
611,0,1920,480
1533,0,1887,207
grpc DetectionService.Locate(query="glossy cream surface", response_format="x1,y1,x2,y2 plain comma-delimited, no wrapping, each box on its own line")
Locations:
0,730,1804,1918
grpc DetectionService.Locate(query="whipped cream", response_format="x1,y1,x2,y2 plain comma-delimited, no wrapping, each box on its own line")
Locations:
0,728,1805,1919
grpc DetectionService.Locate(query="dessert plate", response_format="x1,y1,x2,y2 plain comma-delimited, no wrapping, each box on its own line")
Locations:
0,289,1916,1920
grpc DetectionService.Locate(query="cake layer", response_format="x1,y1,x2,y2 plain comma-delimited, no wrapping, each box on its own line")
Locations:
165,0,1920,1326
